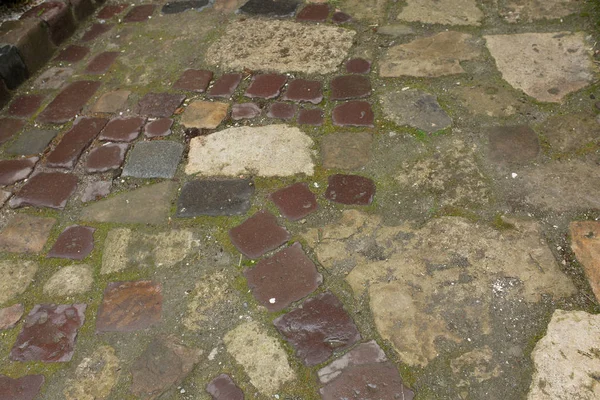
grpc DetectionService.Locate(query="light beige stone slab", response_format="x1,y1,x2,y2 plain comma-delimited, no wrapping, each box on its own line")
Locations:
91,90,131,113
569,221,600,302
180,101,229,130
44,265,94,297
0,214,56,254
398,0,483,26
64,345,120,400
0,261,38,305
499,0,581,23
339,0,388,22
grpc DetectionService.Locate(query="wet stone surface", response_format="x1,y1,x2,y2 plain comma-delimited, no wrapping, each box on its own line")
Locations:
325,174,376,205
282,79,323,104
84,51,119,74
46,117,108,169
206,374,244,400
267,102,296,120
0,118,25,144
208,73,242,98
123,4,156,22
173,69,213,92
97,4,128,19
177,179,254,217
0,157,38,185
144,118,173,137
37,81,101,124
0,214,55,254
487,125,540,164
330,75,372,100
346,58,371,74
80,23,113,42
5,129,57,156
121,141,184,179
10,172,78,210
85,143,129,173
10,304,87,362
136,92,185,118
229,210,290,259
0,304,24,330
245,74,287,99
296,3,330,21
0,375,45,400
322,132,372,170
55,45,89,63
8,95,45,117
99,117,145,142
47,225,95,260
270,182,318,220
232,102,261,120
239,0,301,16
332,101,374,127
298,108,324,125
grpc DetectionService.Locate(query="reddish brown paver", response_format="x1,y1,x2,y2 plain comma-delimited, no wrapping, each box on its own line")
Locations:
346,58,371,74
267,102,296,120
37,81,102,124
232,103,261,120
85,143,128,173
47,225,95,260
8,95,44,117
46,117,108,168
0,157,38,186
0,214,56,254
274,291,361,366
10,304,87,362
99,117,145,142
0,304,24,330
54,45,90,63
144,118,173,137
332,101,374,127
208,73,242,98
270,182,317,220
173,69,213,92
330,75,372,100
0,118,25,144
96,281,162,332
84,51,119,74
325,174,375,205
282,79,323,104
332,11,351,23
207,374,244,400
298,108,324,126
80,23,113,42
488,125,540,164
20,1,75,45
10,172,78,210
244,242,322,312
123,4,156,22
296,3,329,21
136,93,186,117
97,4,128,19
245,73,287,99
229,210,290,259
0,374,45,400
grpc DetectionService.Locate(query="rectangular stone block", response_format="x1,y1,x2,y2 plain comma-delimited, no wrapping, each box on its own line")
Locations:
0,44,28,89
46,117,107,168
20,1,77,45
37,80,101,124
0,18,56,75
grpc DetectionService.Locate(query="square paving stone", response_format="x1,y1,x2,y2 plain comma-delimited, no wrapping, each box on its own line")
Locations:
270,182,317,220
54,44,89,63
208,73,242,98
91,89,131,113
84,51,119,74
0,214,55,253
46,117,108,168
173,69,213,92
321,132,372,170
0,304,24,330
332,101,374,127
488,125,540,164
85,143,128,173
5,129,58,156
245,74,287,99
282,79,323,104
0,374,45,400
298,108,323,126
97,4,128,19
8,95,45,117
239,0,301,16
121,141,184,179
267,102,296,120
0,157,38,185
96,281,162,332
0,118,25,144
181,100,229,129
10,172,78,210
244,242,322,312
325,174,375,205
330,75,372,100
296,3,329,21
273,291,361,366
99,117,145,142
229,210,290,259
346,58,371,74
10,304,87,362
232,103,261,120
47,225,95,260
123,4,156,22
137,93,185,118
177,179,254,217
206,374,244,400
80,23,113,42
37,81,102,124
144,118,173,138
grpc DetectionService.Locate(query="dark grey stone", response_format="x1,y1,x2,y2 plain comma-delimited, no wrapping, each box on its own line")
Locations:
381,89,452,133
5,129,58,155
176,179,254,217
0,19,55,76
162,0,210,14
239,0,301,16
0,45,28,90
122,141,184,179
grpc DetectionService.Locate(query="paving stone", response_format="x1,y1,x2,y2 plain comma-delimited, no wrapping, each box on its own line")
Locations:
0,118,25,144
55,45,89,63
296,3,329,21
330,75,371,100
267,102,296,120
173,69,213,93
185,124,315,176
5,129,57,156
0,304,24,330
321,132,372,170
270,182,317,220
162,0,211,14
96,281,162,332
37,81,102,124
232,102,261,120
8,94,45,117
487,125,540,164
332,11,351,23
332,101,374,127
46,117,108,168
91,90,131,113
449,83,533,117
10,172,77,209
99,117,144,142
47,225,95,260
539,113,599,154
229,210,290,259
0,18,55,77
376,24,415,36
97,4,128,19
144,118,173,137
21,1,76,45
317,340,388,384
239,0,300,16
131,337,202,399
245,74,287,99
325,174,375,205
499,0,580,23
346,58,370,74
206,374,244,400
282,79,323,104
43,265,94,297
137,92,185,118
10,304,86,362
84,51,119,74
569,221,600,302
80,23,113,42
380,31,480,78
224,321,295,395
398,0,483,26
0,260,37,305
0,214,55,254
32,66,73,89
274,291,360,366
0,157,38,186
0,375,44,400
209,20,355,74
0,44,28,90
380,89,452,133
208,73,242,98
338,0,386,21
80,181,176,224
0,190,11,207
298,108,324,126
80,180,111,203
176,178,254,217
123,4,156,22
244,242,322,312
85,143,128,173
484,32,594,103
121,141,184,179
181,100,228,129
64,346,120,400
527,310,600,399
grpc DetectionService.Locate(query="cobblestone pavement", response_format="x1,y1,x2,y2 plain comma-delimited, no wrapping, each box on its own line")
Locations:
1,0,600,399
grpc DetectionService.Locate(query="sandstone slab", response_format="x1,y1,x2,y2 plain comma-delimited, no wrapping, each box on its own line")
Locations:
0,261,38,305
380,89,451,133
569,221,600,302
0,214,55,254
449,83,532,117
64,346,120,400
91,90,131,113
180,100,228,129
322,132,372,170
338,0,387,22
398,0,483,26
43,265,93,297
0,304,24,330
499,0,580,23
538,113,600,154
